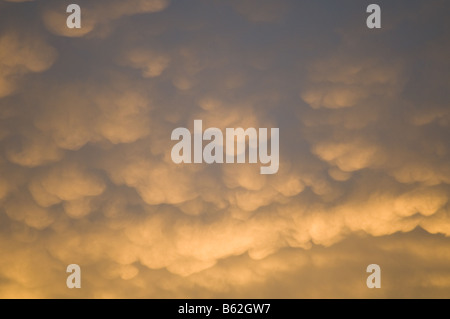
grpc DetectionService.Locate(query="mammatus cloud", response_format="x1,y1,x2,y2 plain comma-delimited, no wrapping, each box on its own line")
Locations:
42,0,170,37
119,49,170,78
0,31,57,97
0,0,449,298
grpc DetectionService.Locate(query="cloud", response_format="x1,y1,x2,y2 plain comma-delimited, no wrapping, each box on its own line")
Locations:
300,55,405,110
41,0,170,38
32,77,152,150
4,194,55,230
0,0,449,298
6,127,63,167
33,162,105,202
0,31,57,97
119,49,170,78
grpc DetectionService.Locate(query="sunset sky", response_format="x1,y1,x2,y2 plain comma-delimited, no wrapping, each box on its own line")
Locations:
0,0,449,298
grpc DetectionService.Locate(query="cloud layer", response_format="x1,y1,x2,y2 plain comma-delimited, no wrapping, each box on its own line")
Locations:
0,0,449,298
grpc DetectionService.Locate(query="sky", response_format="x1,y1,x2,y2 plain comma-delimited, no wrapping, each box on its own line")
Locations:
0,0,449,298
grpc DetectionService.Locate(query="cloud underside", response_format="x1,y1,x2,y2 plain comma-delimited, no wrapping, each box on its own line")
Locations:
0,0,449,298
